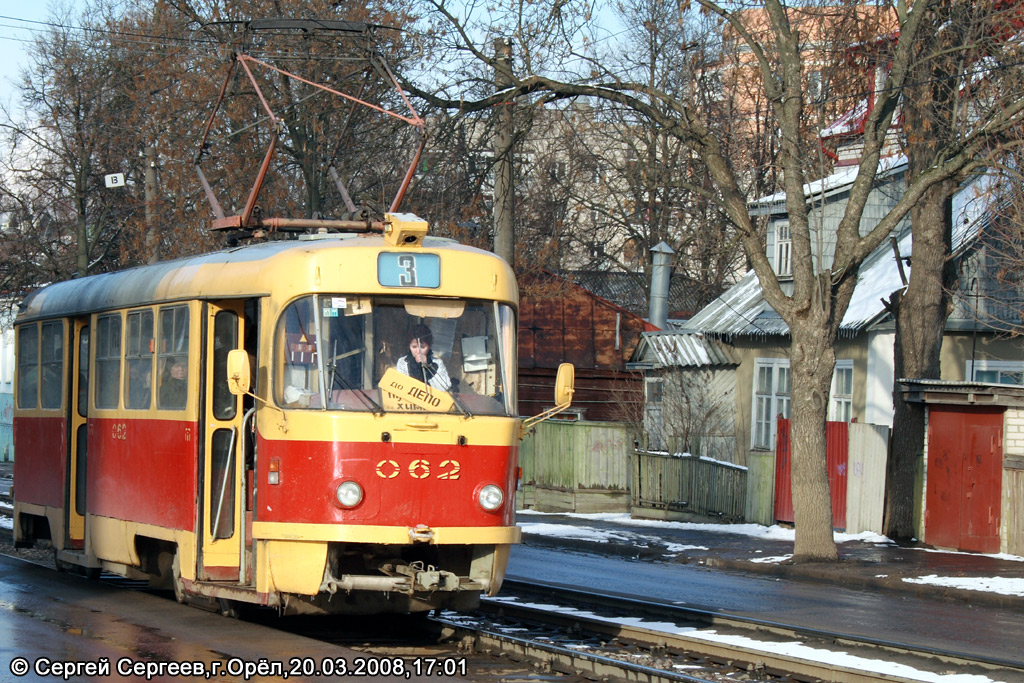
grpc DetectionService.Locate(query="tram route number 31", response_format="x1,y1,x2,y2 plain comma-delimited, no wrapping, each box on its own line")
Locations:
375,459,461,480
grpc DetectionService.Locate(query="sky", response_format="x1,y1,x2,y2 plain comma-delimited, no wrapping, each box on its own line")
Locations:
0,5,73,109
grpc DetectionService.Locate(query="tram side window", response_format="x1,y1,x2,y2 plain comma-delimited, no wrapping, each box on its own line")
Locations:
40,321,64,410
125,310,154,410
16,325,39,409
95,314,122,410
158,306,190,410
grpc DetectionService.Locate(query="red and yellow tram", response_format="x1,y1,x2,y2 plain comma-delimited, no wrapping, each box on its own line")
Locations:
12,214,573,615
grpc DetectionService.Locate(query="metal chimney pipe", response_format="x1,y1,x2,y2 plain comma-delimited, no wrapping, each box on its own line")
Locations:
649,241,674,330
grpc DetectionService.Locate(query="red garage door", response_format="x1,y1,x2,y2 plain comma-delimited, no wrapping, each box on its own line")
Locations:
925,405,1003,553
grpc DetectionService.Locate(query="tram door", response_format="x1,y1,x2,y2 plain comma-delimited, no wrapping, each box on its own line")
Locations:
198,301,248,582
65,319,89,550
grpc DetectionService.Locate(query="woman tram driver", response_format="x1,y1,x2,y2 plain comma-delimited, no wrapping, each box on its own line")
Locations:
396,324,451,391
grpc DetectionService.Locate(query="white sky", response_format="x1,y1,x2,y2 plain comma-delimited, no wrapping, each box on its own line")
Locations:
0,6,56,108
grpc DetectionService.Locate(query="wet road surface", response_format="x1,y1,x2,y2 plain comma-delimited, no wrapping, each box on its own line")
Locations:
0,555,425,682
507,543,1024,664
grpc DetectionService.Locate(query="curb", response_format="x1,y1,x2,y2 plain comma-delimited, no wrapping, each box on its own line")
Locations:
704,556,1024,610
522,533,1024,611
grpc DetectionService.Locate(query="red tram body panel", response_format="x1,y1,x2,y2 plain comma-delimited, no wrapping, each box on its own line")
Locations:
254,435,518,526
87,417,198,532
13,416,66,508
12,218,572,615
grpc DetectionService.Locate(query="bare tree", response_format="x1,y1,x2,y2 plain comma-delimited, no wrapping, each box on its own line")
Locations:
0,3,144,289
884,0,1024,540
409,0,1024,560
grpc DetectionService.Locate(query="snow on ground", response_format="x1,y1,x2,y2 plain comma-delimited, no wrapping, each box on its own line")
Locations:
903,575,1024,597
488,596,997,683
517,510,1024,597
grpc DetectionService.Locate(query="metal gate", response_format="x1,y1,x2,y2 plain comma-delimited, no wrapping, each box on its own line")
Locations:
773,418,848,529
925,405,1003,553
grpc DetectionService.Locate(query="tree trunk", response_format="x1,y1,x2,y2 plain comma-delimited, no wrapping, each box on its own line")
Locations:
789,313,839,561
885,182,956,539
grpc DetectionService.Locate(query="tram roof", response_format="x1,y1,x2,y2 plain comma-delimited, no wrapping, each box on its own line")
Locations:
16,234,517,323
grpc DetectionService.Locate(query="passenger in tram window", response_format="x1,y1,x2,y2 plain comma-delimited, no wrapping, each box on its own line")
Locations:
396,324,452,391
127,361,152,409
159,358,187,409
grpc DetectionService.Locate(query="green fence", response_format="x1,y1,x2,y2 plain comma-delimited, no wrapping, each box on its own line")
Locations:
517,420,632,513
631,450,747,522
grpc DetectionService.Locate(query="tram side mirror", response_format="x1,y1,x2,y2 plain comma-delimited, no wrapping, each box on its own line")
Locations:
554,363,575,407
522,363,576,434
227,349,251,395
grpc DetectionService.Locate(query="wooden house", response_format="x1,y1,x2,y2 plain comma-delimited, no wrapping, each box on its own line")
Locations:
517,270,653,422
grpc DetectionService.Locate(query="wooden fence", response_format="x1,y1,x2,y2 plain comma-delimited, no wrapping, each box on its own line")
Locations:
631,450,747,522
517,420,632,513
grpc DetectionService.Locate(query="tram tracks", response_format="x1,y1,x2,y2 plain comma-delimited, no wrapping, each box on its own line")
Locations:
3,527,1020,682
429,578,1024,683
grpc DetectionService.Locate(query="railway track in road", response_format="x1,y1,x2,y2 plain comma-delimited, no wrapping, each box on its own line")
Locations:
441,578,1024,683
2,519,1020,682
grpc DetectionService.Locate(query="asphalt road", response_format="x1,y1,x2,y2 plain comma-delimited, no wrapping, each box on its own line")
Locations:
507,543,1024,665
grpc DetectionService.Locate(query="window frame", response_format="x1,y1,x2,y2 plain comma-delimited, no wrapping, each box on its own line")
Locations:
829,360,854,422
94,313,123,411
775,221,792,278
751,358,791,450
967,359,1024,385
16,324,39,410
125,309,155,410
157,305,191,411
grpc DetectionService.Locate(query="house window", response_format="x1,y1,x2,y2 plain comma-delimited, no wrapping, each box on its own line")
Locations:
647,378,664,404
752,359,790,450
830,360,853,422
967,360,1024,385
775,222,792,277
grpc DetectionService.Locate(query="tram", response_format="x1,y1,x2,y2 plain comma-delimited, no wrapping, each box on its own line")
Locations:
12,213,574,615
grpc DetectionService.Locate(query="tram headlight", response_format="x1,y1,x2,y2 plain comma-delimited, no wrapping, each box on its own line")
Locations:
477,484,504,511
335,480,364,508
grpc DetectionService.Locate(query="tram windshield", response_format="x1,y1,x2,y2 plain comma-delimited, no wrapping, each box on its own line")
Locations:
274,295,517,416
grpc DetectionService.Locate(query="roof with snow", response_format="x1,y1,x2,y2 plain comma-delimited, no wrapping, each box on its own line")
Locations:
682,170,992,341
749,155,907,216
628,331,741,369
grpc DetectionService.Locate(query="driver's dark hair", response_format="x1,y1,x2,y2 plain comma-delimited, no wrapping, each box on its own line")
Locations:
408,323,433,346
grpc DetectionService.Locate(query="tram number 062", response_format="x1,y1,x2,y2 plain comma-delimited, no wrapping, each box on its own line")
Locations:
375,459,460,480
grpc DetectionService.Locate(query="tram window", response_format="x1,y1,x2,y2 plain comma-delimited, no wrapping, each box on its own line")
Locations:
274,295,515,415
210,428,235,539
125,311,154,410
158,306,190,410
40,321,64,410
276,296,320,407
212,311,238,420
77,327,89,418
16,324,39,409
95,314,122,410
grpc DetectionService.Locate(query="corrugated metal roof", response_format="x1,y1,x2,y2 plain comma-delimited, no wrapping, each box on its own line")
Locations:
685,172,992,339
566,270,706,320
678,271,788,338
632,331,740,368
